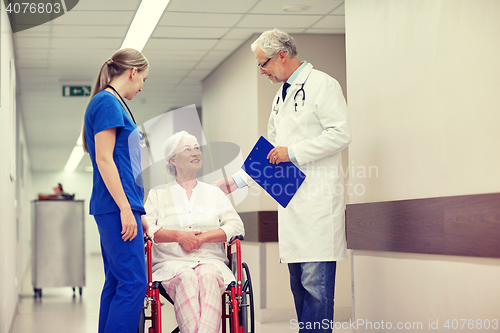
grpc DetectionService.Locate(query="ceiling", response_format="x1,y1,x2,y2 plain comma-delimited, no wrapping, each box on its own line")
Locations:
14,0,345,172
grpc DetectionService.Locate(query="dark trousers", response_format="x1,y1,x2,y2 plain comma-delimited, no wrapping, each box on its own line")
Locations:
95,211,147,333
288,261,337,333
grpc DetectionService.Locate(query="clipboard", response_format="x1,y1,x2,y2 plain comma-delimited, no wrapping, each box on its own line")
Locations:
242,136,306,208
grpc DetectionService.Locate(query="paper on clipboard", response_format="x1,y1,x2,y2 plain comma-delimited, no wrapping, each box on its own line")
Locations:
242,136,306,208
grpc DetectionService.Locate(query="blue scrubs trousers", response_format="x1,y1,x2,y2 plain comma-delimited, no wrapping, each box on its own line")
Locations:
288,261,337,333
95,211,147,333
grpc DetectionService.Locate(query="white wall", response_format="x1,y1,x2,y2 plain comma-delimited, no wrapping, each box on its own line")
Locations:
203,37,261,213
16,118,33,297
0,3,21,332
345,0,500,331
203,33,352,322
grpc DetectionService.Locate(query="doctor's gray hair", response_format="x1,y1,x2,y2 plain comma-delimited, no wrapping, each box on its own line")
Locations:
251,28,298,59
163,131,198,176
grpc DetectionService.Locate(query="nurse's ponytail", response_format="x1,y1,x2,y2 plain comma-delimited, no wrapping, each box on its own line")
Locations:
82,48,148,153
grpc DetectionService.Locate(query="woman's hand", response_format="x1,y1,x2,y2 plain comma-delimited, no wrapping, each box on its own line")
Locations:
196,228,227,243
141,215,150,238
176,230,202,251
121,208,138,241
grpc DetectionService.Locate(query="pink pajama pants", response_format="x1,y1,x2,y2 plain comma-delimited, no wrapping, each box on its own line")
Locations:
162,264,227,333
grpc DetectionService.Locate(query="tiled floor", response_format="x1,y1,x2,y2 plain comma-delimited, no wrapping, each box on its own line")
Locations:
12,255,352,333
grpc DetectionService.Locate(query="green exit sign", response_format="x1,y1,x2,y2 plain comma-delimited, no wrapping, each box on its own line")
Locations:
62,86,91,97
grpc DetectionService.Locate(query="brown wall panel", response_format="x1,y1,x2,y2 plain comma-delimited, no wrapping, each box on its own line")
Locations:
346,193,500,258
239,211,278,242
258,211,279,242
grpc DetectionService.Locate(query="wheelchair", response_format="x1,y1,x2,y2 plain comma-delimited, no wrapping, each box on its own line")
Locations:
139,236,254,333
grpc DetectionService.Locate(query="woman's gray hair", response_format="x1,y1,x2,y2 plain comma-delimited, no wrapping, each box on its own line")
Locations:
163,131,198,176
251,28,298,59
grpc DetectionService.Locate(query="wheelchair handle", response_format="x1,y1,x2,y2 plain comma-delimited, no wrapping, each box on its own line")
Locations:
229,235,244,242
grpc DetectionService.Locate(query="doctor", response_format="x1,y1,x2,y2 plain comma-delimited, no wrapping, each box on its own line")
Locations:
213,29,351,332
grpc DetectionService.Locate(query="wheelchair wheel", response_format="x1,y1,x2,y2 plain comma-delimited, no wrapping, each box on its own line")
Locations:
240,262,255,333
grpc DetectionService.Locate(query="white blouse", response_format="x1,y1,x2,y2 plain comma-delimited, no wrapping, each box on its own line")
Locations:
144,181,245,285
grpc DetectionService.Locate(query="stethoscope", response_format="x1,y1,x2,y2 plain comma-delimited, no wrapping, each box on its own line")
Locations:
273,79,308,114
107,85,146,147
294,83,306,110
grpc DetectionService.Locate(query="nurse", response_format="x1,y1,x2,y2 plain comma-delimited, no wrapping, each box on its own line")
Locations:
82,48,149,333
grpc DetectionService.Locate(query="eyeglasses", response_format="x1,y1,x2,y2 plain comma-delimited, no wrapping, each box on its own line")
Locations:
257,57,272,69
179,147,201,155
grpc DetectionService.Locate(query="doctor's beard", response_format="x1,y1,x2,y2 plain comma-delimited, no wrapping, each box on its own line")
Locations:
269,66,288,84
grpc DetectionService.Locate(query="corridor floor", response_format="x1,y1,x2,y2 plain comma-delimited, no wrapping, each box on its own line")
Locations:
12,255,352,333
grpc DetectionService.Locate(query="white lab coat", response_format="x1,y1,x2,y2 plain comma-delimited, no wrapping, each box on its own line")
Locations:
239,63,352,263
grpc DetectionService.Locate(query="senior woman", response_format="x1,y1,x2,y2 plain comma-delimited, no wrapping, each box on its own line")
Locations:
144,131,245,333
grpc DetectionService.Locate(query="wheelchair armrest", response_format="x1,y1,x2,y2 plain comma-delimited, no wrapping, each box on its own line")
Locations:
229,235,244,244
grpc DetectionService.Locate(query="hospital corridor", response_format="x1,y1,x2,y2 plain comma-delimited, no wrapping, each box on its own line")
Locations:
2,0,500,333
13,255,354,333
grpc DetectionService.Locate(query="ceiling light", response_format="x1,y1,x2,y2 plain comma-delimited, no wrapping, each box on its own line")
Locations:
64,146,85,172
282,5,309,12
64,133,84,172
76,132,83,146
121,0,171,51
63,0,169,172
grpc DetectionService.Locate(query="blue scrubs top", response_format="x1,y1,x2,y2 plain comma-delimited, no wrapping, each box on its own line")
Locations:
84,90,145,215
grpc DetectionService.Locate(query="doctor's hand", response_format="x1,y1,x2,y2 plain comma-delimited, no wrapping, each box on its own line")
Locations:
177,230,203,252
268,146,290,165
120,208,138,241
212,176,237,195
